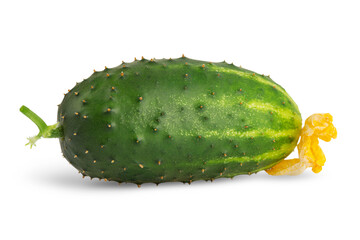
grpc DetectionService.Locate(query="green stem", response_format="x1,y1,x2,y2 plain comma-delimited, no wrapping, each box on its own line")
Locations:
20,105,63,148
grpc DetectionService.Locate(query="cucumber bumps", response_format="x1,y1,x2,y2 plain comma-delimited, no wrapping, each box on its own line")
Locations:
21,56,337,186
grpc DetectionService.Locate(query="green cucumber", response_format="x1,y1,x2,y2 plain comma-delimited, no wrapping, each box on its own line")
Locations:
21,57,302,185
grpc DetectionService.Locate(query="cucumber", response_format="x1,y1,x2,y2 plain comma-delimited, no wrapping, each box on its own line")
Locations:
21,56,302,185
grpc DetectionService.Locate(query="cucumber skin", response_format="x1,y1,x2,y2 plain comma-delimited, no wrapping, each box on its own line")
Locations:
58,57,302,184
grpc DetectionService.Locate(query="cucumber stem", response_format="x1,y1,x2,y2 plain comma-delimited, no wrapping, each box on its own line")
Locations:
20,105,63,148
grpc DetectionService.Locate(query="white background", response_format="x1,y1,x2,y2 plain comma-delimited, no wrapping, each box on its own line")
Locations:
1,0,359,239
